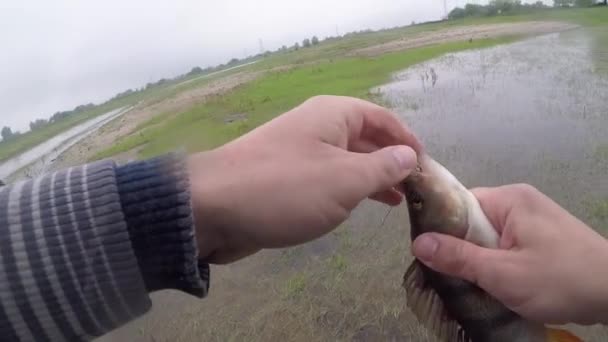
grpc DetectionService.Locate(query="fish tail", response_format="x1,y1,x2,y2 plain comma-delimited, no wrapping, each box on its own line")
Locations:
546,327,583,342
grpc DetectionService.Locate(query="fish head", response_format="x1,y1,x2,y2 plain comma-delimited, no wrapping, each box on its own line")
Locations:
401,153,470,241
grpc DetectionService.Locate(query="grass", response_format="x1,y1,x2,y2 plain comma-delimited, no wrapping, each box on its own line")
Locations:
589,199,608,232
247,7,607,71
595,143,608,160
92,36,518,161
6,8,607,166
92,7,608,161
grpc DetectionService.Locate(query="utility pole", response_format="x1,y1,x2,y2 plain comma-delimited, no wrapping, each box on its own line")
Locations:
443,0,448,19
258,39,265,54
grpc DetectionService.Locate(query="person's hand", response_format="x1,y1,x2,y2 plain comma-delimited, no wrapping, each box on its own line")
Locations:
411,183,608,326
188,95,422,264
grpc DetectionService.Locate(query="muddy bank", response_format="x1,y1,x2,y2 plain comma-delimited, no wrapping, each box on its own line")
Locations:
351,21,579,57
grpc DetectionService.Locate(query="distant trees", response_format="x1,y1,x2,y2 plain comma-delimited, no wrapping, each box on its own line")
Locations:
29,119,48,131
49,103,95,123
227,58,240,66
554,0,604,6
302,38,311,48
1,127,13,141
311,36,319,45
554,0,574,6
449,0,550,19
186,66,204,76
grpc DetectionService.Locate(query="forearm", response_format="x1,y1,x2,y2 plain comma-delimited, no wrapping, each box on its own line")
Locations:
0,152,208,341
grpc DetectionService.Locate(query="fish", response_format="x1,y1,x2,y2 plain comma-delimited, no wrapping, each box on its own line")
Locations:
399,153,582,342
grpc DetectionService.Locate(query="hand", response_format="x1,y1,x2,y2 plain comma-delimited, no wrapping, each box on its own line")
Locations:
412,183,608,325
188,95,422,264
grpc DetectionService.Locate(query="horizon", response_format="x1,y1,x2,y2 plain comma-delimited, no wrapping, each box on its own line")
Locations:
0,0,552,134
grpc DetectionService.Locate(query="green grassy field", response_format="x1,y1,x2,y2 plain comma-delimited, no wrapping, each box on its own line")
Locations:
92,37,519,161
3,7,605,166
90,7,608,162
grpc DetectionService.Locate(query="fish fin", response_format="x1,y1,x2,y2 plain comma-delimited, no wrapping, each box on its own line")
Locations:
546,328,583,342
403,260,470,342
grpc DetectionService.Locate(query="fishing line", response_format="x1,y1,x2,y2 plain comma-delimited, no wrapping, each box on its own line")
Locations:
361,206,394,249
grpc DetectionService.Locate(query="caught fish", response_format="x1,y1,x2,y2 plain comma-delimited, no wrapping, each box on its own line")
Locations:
400,153,582,342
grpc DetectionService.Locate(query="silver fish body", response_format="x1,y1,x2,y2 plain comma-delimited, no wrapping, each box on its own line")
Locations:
400,154,581,342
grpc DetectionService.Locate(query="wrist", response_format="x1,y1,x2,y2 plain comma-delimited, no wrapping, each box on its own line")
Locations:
580,238,608,325
187,149,227,262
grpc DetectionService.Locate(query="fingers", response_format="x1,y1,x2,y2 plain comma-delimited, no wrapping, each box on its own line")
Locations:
315,95,423,154
351,145,417,196
412,233,507,290
471,184,541,233
358,103,424,154
369,188,403,206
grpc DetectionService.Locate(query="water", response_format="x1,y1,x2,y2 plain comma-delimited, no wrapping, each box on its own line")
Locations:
590,27,608,75
0,106,132,181
376,28,608,221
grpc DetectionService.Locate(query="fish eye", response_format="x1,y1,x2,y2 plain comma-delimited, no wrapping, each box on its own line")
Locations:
409,190,423,210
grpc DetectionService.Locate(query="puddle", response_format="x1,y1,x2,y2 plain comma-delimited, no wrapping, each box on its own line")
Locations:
376,29,608,221
0,106,132,181
590,27,608,75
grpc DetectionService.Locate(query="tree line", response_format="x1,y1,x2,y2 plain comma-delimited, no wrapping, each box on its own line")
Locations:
449,0,605,19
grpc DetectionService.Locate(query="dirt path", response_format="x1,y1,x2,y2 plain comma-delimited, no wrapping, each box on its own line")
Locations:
349,21,578,57
51,70,267,169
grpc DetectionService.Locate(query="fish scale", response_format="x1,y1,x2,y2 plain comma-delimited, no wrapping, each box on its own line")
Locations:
400,153,582,342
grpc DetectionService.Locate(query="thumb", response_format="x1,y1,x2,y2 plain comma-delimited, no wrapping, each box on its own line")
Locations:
412,233,505,289
357,145,417,194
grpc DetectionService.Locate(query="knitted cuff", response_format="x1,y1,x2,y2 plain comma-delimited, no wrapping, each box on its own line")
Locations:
115,153,209,297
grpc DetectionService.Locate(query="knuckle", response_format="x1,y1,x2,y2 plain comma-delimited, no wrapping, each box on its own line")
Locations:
454,243,473,276
510,183,540,202
307,95,333,105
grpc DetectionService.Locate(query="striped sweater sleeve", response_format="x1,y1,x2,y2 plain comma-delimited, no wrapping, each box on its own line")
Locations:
0,152,209,342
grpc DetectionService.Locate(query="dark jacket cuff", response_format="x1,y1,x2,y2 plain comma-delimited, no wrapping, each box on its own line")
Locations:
115,152,210,297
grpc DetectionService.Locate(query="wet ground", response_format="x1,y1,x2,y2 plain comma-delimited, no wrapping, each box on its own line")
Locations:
97,29,608,342
377,28,608,226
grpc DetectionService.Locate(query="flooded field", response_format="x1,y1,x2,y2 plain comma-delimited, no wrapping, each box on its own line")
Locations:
378,28,608,225
0,106,131,181
97,29,608,342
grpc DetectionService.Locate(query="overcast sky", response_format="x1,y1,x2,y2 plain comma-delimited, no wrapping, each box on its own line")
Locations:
0,0,549,132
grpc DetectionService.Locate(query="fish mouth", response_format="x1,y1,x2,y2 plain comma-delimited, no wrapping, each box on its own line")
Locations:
402,165,424,210
406,188,424,210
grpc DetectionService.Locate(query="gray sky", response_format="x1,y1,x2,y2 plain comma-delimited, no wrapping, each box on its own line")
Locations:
0,0,547,132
